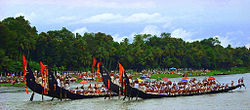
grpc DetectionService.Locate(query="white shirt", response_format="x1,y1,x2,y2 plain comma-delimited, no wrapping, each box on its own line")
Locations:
57,79,61,87
134,83,139,89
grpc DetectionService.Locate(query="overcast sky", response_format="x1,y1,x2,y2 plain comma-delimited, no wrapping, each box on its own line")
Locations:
1,0,249,48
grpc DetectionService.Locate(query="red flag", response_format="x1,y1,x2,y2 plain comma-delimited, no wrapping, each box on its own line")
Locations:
92,57,97,67
54,84,56,91
22,55,29,94
108,80,110,89
22,55,27,77
118,62,124,81
96,62,101,73
40,61,45,90
96,62,101,86
96,74,100,83
25,88,29,94
92,57,97,73
40,62,45,75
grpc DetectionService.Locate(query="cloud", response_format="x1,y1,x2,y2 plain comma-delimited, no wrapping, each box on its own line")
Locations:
6,0,156,9
113,33,136,43
215,31,249,47
113,34,127,42
162,22,172,29
171,28,193,39
73,13,171,24
124,13,165,23
56,16,77,22
77,13,123,24
15,12,36,22
213,35,232,47
141,25,161,36
114,25,161,43
73,27,88,35
246,44,250,49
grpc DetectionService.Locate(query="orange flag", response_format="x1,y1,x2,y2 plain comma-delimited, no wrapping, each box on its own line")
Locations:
96,62,101,73
25,88,29,94
40,61,45,75
22,55,27,77
108,80,110,89
118,62,124,81
96,62,101,85
92,57,97,73
92,57,97,67
22,55,29,94
96,74,100,83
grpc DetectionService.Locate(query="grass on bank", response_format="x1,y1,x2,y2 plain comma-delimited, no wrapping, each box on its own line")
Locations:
133,67,250,79
0,82,25,87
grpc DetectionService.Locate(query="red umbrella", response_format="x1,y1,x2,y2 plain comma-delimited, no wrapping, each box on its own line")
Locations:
162,78,169,81
208,77,215,80
80,80,88,84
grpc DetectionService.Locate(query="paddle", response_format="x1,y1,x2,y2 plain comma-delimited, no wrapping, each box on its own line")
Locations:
30,92,35,101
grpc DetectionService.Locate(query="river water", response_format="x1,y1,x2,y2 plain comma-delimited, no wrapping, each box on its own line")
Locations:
0,73,249,110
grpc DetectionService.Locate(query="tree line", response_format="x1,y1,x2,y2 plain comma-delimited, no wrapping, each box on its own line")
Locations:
0,16,249,72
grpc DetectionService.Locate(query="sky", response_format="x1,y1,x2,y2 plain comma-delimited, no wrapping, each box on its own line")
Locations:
1,0,250,48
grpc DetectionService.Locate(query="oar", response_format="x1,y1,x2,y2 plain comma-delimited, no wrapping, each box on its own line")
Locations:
123,86,127,100
242,84,246,89
60,88,62,101
136,91,138,100
42,89,44,101
30,92,35,101
123,72,130,101
109,90,112,99
215,80,221,85
30,71,35,101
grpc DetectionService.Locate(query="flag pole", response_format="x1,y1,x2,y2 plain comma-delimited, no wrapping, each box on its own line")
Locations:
30,92,35,101
118,63,121,99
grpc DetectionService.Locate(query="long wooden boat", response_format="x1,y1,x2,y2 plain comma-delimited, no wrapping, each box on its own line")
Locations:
100,65,245,99
26,65,117,100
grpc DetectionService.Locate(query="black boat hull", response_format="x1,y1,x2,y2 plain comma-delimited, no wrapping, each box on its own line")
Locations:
26,65,116,100
100,65,245,99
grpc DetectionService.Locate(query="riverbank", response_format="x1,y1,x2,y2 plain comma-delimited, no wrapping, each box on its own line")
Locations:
133,67,250,79
1,67,249,87
0,82,25,87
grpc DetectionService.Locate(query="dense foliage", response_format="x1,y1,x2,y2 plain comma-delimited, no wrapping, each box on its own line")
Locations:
0,16,249,72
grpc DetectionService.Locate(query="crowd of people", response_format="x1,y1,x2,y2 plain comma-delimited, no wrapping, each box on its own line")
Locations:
131,77,244,95
0,76,23,85
69,84,114,95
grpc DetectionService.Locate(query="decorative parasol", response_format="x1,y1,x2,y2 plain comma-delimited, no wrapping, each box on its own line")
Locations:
208,77,215,80
182,77,189,79
181,79,188,82
162,78,169,81
80,80,88,84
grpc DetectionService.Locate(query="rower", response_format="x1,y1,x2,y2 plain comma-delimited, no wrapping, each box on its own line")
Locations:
240,77,244,84
231,81,234,87
134,80,139,100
